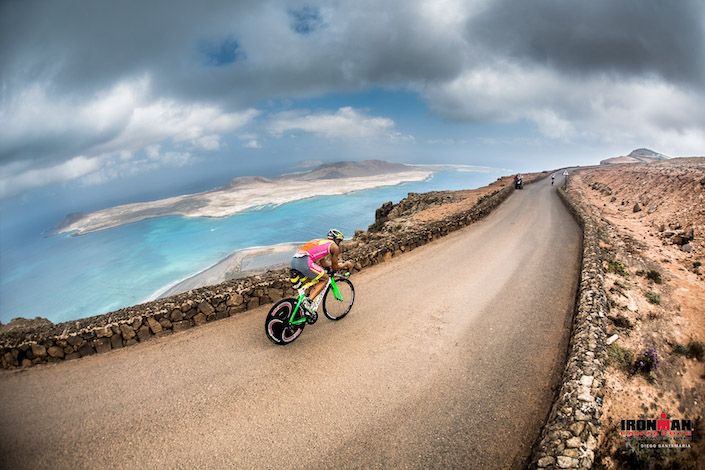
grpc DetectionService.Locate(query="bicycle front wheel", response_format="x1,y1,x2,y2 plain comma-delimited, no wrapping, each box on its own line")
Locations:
323,278,355,320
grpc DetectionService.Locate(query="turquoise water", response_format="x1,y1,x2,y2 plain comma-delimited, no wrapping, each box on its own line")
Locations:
0,170,503,323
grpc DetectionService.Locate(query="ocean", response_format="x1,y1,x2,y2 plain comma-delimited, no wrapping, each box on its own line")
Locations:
0,170,505,324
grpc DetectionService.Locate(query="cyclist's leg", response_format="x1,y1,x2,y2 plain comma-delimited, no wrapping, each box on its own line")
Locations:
307,259,328,300
308,276,328,300
292,254,327,300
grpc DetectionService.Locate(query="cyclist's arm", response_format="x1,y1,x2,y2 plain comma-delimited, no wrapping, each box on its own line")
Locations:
330,243,352,271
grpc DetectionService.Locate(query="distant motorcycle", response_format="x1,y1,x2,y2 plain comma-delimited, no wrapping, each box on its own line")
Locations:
514,176,524,189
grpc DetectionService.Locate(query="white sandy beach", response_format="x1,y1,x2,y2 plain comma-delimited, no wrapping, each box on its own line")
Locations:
59,169,432,235
150,243,299,299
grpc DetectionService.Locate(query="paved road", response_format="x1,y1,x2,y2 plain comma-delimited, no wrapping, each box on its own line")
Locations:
0,175,581,469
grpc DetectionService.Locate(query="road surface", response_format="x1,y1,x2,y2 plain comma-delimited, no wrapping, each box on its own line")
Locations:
0,174,581,469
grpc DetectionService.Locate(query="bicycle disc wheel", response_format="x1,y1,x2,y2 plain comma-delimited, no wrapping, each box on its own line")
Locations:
323,278,355,320
265,298,304,345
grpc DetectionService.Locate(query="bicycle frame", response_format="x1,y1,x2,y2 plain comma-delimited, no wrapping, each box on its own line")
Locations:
288,275,344,325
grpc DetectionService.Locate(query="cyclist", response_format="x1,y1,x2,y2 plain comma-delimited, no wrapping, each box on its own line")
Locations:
291,229,353,313
551,174,555,185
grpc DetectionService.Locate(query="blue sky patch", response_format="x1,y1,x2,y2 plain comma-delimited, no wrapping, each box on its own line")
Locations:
289,6,323,35
199,36,243,66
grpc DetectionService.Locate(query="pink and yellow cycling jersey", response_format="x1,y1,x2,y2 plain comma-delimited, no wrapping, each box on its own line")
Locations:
297,239,333,262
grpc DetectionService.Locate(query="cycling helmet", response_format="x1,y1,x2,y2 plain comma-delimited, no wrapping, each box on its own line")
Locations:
327,228,344,243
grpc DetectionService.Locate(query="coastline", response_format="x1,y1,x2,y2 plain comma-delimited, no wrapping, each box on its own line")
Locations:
59,169,432,236
149,242,300,299
146,169,502,300
143,168,495,301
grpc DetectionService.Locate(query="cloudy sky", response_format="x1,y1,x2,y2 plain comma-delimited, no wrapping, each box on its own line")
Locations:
1,0,704,201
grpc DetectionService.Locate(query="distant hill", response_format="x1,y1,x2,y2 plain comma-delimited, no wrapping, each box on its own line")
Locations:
600,148,669,165
229,160,412,185
298,160,412,180
225,176,273,188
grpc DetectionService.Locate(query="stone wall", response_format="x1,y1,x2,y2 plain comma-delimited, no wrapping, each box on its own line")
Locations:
530,182,609,469
1,182,517,369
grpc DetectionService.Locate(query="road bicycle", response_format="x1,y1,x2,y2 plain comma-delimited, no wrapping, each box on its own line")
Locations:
265,268,355,345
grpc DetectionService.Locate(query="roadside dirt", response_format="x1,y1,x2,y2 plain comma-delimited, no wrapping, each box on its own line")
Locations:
569,158,705,469
397,172,545,225
411,176,513,223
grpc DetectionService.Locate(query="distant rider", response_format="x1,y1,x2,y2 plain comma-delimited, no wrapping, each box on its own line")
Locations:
514,173,523,189
551,174,555,185
291,229,353,313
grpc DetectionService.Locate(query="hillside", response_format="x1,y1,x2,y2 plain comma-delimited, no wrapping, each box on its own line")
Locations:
600,148,669,165
298,160,411,180
568,158,705,468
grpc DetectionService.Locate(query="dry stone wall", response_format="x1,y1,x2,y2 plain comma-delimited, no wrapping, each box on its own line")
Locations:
530,182,609,470
1,183,516,369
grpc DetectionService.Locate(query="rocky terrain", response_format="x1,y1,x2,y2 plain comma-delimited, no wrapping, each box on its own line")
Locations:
0,317,54,336
367,174,528,231
568,158,705,469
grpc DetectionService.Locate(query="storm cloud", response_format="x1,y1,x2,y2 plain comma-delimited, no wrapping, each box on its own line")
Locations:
1,0,704,197
466,0,705,85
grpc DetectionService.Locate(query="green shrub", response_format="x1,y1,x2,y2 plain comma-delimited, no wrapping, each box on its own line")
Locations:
615,441,646,467
608,260,629,276
675,340,705,361
645,270,663,284
688,341,705,361
633,347,659,382
645,291,661,305
608,344,635,374
609,315,633,329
